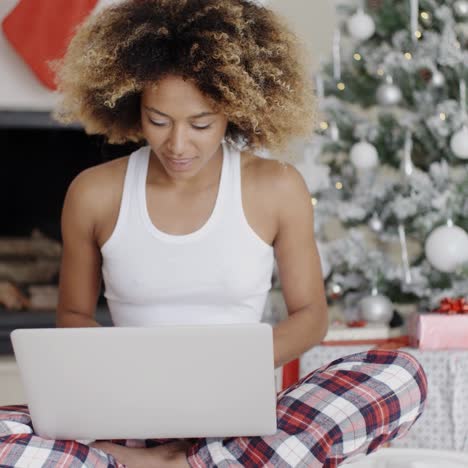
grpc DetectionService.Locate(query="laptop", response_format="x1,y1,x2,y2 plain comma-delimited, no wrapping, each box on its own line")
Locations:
10,324,277,441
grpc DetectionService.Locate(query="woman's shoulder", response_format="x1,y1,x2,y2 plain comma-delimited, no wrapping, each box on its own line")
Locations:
64,156,130,222
241,150,308,198
69,156,129,195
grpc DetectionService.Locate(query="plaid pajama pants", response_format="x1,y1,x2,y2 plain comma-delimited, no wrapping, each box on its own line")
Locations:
0,349,427,467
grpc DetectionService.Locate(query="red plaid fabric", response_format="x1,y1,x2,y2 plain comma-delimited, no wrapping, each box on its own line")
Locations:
0,350,427,467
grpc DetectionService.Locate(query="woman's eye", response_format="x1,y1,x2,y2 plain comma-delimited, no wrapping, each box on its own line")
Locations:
149,120,168,127
192,125,212,130
149,120,211,130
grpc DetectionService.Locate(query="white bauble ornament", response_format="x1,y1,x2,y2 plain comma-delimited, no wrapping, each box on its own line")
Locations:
425,224,468,273
450,126,468,159
369,212,383,233
350,141,379,169
431,70,445,88
358,293,393,324
453,0,468,19
377,81,402,106
347,10,376,41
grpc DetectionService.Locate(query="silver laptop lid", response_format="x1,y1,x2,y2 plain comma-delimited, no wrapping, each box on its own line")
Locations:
11,324,277,440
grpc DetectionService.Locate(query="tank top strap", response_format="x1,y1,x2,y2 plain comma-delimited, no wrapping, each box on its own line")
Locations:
228,143,244,218
217,141,234,210
100,145,148,253
125,146,150,216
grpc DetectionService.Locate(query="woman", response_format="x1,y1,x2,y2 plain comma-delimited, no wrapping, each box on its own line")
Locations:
0,1,426,466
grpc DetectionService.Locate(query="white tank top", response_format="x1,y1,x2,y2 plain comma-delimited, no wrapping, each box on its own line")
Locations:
100,142,275,326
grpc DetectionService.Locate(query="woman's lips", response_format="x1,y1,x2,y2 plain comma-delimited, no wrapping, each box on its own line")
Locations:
165,156,196,171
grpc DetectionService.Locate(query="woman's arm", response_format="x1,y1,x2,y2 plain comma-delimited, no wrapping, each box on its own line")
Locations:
56,170,104,328
271,164,328,368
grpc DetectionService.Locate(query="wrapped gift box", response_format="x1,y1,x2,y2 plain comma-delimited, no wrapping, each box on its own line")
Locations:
408,311,468,350
323,322,402,341
322,321,404,346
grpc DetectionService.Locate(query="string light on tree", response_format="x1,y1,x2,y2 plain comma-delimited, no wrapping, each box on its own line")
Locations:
420,11,432,27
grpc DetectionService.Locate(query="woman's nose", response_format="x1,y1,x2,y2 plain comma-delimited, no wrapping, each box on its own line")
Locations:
167,125,188,155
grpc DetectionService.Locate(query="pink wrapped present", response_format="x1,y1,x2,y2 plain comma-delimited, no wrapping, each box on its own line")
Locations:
408,298,468,349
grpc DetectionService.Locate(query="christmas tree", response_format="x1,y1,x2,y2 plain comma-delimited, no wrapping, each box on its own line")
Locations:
296,0,468,320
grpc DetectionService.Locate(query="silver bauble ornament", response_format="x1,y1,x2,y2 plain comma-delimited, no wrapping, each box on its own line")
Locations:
430,70,445,88
377,78,402,106
425,224,468,273
453,0,468,19
358,292,393,324
450,126,468,159
347,10,376,41
350,141,379,169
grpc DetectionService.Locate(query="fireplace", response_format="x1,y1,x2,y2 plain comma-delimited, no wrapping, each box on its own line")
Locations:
0,112,140,353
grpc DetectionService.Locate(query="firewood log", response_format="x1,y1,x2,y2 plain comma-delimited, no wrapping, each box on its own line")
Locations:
0,259,60,284
0,229,61,258
0,281,31,310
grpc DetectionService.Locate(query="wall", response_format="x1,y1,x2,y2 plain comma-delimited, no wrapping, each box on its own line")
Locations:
269,0,336,72
0,0,337,111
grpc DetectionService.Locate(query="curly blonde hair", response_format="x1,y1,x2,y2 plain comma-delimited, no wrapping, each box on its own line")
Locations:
52,0,316,156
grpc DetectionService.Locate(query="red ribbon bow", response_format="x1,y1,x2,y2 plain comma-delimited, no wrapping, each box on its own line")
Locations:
434,298,468,315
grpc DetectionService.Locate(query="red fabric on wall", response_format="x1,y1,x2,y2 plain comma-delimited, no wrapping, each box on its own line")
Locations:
2,0,98,90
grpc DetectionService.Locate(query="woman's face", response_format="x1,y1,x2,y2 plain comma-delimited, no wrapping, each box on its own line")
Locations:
140,75,228,179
